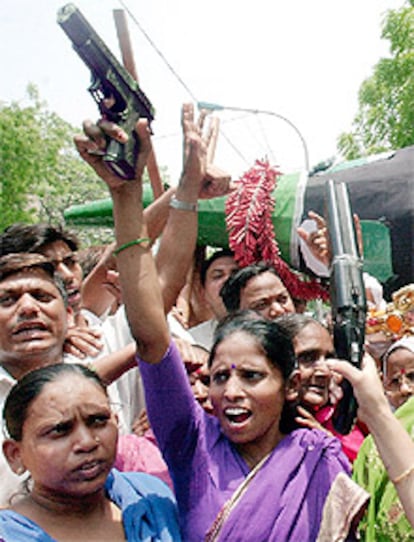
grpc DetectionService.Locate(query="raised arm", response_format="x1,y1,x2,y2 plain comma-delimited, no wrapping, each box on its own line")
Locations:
74,118,169,363
155,104,232,314
327,355,414,528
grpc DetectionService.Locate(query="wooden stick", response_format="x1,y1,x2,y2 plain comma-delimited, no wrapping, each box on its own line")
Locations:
113,9,139,82
206,116,220,165
113,9,164,199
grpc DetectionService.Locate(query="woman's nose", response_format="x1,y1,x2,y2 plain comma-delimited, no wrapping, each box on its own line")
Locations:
400,377,414,395
223,374,244,399
73,426,98,452
313,357,330,375
193,379,208,400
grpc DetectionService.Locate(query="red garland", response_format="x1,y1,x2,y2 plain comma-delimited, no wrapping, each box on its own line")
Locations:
225,159,329,301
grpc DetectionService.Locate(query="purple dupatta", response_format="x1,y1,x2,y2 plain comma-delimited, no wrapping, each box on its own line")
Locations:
209,430,351,542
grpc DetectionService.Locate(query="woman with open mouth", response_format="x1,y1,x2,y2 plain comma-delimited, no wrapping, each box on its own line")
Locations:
85,114,369,542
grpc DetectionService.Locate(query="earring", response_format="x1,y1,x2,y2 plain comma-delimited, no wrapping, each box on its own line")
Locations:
16,466,25,475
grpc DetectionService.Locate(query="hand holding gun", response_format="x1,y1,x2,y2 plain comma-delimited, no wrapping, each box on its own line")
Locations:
325,179,367,434
57,3,154,180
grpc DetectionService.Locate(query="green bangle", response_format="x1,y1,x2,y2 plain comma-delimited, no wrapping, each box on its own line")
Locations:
113,237,151,256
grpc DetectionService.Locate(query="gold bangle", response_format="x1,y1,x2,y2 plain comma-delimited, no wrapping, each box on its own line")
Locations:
113,238,151,256
391,464,414,484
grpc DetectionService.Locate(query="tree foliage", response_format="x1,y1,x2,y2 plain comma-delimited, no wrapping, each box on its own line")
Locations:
337,1,414,159
0,85,111,245
0,85,170,247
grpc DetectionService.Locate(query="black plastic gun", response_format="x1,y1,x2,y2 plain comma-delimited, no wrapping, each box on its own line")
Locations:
57,3,155,180
325,179,367,435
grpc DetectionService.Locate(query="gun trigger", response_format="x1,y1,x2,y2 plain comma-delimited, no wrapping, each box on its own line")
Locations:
88,76,110,113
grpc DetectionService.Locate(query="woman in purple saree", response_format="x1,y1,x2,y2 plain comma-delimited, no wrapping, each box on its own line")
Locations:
75,111,368,542
138,320,367,542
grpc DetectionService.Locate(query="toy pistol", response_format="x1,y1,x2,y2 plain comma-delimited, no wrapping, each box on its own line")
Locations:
325,179,367,434
57,3,155,180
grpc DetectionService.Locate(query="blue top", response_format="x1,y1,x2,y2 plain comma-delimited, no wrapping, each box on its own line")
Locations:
0,469,181,542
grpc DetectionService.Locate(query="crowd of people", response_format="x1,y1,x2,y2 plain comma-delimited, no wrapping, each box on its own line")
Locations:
0,103,413,541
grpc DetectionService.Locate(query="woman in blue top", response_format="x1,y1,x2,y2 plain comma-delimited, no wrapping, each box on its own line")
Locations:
0,363,181,542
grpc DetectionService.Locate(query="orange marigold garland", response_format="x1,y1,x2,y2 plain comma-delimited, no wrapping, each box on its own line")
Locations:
225,159,329,301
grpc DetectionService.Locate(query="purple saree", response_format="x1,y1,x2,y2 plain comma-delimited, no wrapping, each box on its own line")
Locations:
139,341,357,542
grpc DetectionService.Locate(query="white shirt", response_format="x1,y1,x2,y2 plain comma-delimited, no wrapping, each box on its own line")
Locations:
81,307,144,435
0,366,28,507
189,319,218,351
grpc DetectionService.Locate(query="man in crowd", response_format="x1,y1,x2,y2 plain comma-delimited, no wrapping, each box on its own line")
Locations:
0,253,74,504
189,249,238,350
220,261,296,319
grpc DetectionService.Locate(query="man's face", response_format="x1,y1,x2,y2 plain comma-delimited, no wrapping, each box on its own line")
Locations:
239,271,295,320
204,256,238,319
0,269,70,377
40,241,83,316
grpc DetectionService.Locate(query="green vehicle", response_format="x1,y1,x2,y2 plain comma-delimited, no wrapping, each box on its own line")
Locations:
64,145,413,299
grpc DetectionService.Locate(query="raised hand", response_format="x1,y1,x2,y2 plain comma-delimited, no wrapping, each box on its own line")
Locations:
326,353,387,426
297,211,331,268
74,118,153,189
178,103,207,199
179,104,234,200
295,405,333,436
63,324,103,359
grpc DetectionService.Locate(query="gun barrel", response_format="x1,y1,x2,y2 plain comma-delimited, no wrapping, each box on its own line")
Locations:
57,3,154,122
57,3,155,179
326,179,359,257
325,179,367,434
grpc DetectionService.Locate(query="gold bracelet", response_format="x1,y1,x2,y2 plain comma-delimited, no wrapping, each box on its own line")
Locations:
113,238,151,256
391,464,414,484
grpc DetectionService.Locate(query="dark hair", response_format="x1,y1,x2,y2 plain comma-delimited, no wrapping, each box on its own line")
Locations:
0,223,79,257
3,364,106,441
220,262,280,313
209,311,296,380
275,313,322,341
77,244,113,279
0,253,68,306
200,249,234,287
214,308,263,336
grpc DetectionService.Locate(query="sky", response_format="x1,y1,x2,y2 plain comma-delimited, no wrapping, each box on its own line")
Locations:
1,0,405,183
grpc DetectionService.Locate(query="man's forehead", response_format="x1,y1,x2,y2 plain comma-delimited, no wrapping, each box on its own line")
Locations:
207,256,236,273
244,272,285,293
40,240,73,257
0,268,58,290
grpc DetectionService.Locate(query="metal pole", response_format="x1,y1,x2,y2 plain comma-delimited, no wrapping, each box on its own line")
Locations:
197,101,309,172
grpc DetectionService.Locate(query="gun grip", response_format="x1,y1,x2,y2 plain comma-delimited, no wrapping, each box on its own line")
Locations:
332,379,358,434
104,131,139,180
